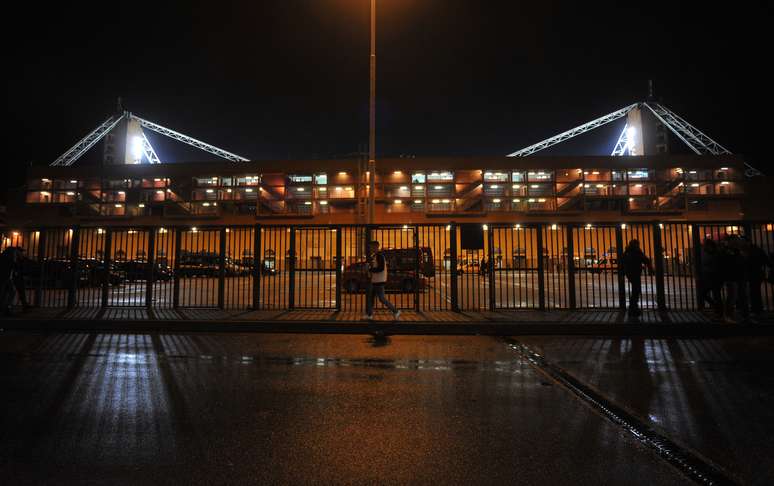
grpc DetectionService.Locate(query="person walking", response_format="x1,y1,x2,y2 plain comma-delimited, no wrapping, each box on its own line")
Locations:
364,240,400,321
621,239,653,317
0,247,20,316
10,247,30,311
718,235,745,323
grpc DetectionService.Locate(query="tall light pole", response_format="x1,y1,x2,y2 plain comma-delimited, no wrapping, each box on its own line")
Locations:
367,0,376,224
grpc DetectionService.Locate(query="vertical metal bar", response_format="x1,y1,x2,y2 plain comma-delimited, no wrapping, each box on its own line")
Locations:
536,224,546,310
487,227,496,310
101,229,112,308
218,228,226,309
566,225,576,309
450,223,459,312
146,228,156,308
335,226,342,312
35,229,46,307
67,227,80,309
414,226,420,311
173,228,181,309
653,223,666,310
615,225,626,309
253,225,261,310
288,226,296,310
691,223,702,309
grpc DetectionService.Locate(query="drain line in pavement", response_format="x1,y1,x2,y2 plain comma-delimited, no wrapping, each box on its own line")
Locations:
503,338,736,486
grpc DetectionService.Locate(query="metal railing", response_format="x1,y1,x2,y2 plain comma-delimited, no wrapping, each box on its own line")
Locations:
3,221,773,314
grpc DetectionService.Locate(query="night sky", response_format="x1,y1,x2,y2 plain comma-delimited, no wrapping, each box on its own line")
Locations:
5,1,768,201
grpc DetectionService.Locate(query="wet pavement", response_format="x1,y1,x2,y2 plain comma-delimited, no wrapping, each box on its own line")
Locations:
520,336,774,485
0,332,693,485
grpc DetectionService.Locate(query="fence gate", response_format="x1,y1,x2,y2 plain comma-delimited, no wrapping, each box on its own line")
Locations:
571,225,621,309
457,225,489,311
176,228,220,308
294,226,337,310
107,229,151,307
417,225,452,312
224,226,254,310
491,224,541,309
256,226,291,310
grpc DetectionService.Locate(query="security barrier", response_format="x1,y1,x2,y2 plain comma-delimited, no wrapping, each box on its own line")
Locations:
2,222,773,314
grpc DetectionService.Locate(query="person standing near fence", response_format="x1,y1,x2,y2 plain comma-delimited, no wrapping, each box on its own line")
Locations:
746,240,770,320
364,240,401,322
699,238,723,318
621,239,653,317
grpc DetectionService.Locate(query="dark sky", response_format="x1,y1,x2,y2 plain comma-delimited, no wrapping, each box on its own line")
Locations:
5,1,769,199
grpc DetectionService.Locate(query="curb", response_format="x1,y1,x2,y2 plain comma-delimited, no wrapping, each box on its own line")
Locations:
3,318,773,336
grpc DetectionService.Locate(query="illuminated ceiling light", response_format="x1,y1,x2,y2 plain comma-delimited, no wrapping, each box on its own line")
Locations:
96,228,105,234
191,227,198,233
621,223,627,229
154,178,162,182
635,184,643,188
592,171,600,175
538,198,546,202
393,171,402,175
157,190,165,194
304,201,312,205
514,224,522,229
482,224,488,231
691,183,699,187
245,188,253,192
596,184,604,188
297,187,304,191
41,178,51,183
203,202,210,206
345,187,352,191
492,198,501,203
512,199,520,203
531,185,539,188
402,224,409,229
66,192,75,196
628,197,634,202
138,203,145,208
400,186,408,190
528,198,536,202
158,228,167,234
118,191,125,195
206,189,214,193
585,224,592,230
415,185,423,190
225,228,230,233
491,185,499,189
442,199,450,203
166,188,172,192
414,199,422,204
114,204,122,208
434,185,443,190
335,187,343,191
689,170,697,174
720,167,729,170
338,171,347,176
432,199,440,204
227,188,232,193
551,224,558,230
213,202,218,206
721,181,730,185
320,201,328,205
319,187,327,192
69,180,78,184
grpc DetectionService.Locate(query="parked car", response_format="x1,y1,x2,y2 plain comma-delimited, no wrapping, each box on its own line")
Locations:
341,247,434,293
114,260,173,282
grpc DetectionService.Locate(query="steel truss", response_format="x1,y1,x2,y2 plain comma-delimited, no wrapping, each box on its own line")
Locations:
507,104,638,157
508,100,761,176
611,123,630,156
50,111,248,166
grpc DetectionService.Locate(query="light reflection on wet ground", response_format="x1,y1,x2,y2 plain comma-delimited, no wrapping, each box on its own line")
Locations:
0,333,684,485
521,336,774,485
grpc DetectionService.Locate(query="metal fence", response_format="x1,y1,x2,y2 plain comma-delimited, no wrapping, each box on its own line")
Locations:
3,222,774,313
